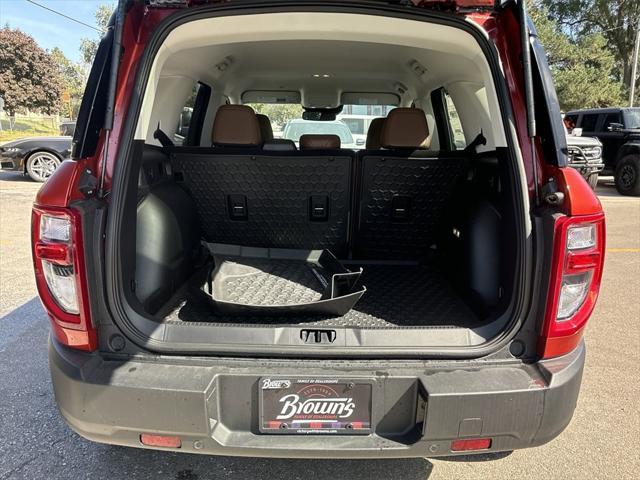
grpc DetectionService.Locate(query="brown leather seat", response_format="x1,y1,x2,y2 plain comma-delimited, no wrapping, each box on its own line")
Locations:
365,117,386,150
299,134,341,150
211,105,262,147
256,114,274,142
380,108,430,150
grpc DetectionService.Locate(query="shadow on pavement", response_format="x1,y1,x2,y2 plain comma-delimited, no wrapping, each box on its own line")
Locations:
94,447,434,480
437,451,512,462
0,171,32,182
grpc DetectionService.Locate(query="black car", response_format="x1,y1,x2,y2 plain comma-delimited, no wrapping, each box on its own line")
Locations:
564,107,640,195
0,136,71,182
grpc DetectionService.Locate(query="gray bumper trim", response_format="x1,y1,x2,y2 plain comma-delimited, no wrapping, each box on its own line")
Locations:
49,336,585,459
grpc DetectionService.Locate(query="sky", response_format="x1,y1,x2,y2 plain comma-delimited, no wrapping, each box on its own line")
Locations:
0,0,114,63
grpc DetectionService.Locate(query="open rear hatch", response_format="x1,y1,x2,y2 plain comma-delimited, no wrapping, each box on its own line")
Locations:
97,0,530,357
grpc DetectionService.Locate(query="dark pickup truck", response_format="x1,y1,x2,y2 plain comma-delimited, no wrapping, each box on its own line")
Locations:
564,107,640,195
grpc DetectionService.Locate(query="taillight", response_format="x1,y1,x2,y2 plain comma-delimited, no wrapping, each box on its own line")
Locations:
32,206,97,351
539,213,605,359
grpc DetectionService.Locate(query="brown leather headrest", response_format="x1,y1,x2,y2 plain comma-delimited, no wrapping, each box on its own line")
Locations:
365,117,386,150
211,105,262,146
299,134,341,150
256,114,274,142
380,108,430,149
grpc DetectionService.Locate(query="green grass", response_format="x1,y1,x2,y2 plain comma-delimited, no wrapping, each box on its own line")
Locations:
0,117,59,143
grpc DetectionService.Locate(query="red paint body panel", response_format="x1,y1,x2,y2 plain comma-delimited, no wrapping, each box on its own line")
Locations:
99,6,172,191
549,166,603,216
34,160,82,207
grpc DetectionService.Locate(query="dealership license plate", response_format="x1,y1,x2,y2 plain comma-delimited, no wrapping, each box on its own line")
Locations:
259,378,372,434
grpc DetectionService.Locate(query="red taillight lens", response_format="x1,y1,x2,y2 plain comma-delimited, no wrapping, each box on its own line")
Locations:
539,213,605,359
32,206,97,351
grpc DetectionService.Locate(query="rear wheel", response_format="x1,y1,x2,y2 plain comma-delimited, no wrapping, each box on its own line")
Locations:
586,173,599,190
25,151,60,182
614,154,640,196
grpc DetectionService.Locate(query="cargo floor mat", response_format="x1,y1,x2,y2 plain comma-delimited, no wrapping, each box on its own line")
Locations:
161,262,479,329
203,244,364,316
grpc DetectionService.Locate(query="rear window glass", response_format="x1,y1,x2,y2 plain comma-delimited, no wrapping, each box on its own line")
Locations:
341,117,366,135
444,92,466,150
283,120,354,144
624,110,640,129
247,103,356,147
246,103,303,138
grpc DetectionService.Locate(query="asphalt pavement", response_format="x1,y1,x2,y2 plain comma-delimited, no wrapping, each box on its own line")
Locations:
0,171,638,479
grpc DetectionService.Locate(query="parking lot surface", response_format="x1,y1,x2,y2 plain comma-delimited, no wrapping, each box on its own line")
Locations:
0,172,638,479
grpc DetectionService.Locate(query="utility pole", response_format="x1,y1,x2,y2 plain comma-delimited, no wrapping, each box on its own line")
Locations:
630,25,640,107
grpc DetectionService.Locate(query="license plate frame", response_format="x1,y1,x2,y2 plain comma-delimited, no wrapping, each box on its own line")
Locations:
259,377,373,435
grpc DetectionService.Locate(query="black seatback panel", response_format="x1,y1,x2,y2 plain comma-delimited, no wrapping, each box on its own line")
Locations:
355,154,466,259
170,153,352,255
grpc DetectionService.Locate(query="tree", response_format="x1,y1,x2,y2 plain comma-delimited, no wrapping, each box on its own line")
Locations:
50,48,85,119
79,3,115,65
541,0,640,98
0,27,64,116
530,4,625,110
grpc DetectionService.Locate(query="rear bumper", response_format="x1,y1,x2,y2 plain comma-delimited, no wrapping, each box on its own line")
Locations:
49,336,585,459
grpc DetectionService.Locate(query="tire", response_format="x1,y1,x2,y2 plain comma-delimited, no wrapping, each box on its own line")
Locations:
614,155,640,196
25,151,61,182
586,173,599,190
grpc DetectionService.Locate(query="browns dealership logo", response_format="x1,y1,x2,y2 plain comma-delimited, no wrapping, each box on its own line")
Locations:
261,378,291,390
276,384,355,420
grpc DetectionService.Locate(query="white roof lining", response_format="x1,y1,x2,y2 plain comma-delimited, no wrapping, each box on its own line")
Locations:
135,11,507,149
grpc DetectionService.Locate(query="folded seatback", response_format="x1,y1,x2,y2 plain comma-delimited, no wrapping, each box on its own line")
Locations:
354,108,466,260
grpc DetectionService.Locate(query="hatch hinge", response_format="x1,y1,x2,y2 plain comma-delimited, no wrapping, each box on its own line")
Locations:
78,167,99,198
541,177,564,206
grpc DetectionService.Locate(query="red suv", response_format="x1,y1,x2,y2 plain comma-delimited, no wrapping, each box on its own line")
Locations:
33,0,605,458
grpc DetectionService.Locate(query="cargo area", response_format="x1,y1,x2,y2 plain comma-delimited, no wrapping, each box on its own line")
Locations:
108,10,527,354
124,137,518,342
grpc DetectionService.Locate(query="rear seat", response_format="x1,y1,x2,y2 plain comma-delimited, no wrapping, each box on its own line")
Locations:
256,114,274,142
365,117,385,150
300,134,341,150
169,105,353,255
353,108,467,260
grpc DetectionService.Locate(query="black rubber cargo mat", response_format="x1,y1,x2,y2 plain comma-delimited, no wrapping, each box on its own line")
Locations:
203,244,365,316
163,262,479,329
